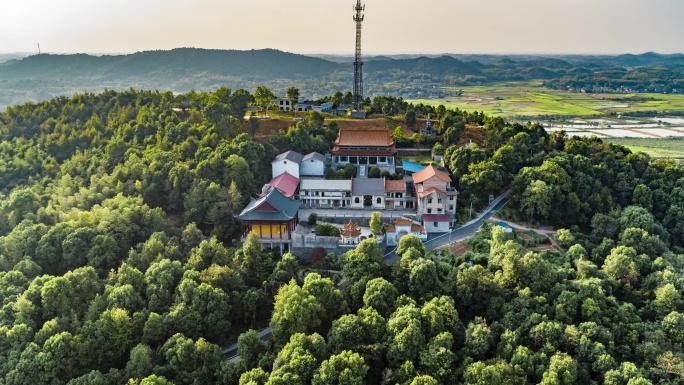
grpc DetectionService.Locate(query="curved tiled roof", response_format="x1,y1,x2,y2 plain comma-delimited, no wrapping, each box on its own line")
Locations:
236,188,300,221
412,165,451,184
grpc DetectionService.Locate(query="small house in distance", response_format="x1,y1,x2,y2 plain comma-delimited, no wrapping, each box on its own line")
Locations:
300,152,326,178
295,101,333,113
272,150,304,179
272,97,295,111
235,188,301,253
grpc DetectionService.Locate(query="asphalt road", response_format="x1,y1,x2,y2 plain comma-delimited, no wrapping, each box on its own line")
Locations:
222,194,509,360
383,193,509,264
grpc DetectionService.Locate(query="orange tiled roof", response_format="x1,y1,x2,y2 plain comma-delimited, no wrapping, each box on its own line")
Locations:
419,187,446,197
394,219,413,226
334,129,394,147
411,224,425,233
385,179,406,192
384,224,396,232
412,165,451,184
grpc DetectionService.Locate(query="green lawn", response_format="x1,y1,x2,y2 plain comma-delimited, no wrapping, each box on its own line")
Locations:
408,82,684,119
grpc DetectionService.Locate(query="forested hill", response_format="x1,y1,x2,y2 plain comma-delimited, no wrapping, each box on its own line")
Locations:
2,89,684,383
3,49,684,109
0,48,340,80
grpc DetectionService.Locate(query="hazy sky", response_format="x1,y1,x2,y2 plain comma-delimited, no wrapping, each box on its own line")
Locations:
2,0,683,55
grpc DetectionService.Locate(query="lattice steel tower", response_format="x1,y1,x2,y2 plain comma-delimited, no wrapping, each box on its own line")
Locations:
352,0,365,111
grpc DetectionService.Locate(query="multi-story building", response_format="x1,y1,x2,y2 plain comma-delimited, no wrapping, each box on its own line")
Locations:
299,179,352,208
413,165,458,219
384,179,413,210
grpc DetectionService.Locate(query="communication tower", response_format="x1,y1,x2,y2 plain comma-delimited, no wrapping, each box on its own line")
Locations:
352,0,365,111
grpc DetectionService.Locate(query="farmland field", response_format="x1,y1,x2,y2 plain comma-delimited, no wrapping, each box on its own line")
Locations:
603,138,684,158
407,81,684,119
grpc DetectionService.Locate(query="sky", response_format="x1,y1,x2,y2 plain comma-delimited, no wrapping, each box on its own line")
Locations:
1,0,683,56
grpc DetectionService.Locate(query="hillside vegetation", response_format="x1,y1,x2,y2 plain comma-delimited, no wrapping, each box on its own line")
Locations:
0,90,684,384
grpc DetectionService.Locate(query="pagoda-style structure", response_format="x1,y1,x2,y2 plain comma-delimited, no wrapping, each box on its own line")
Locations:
340,220,362,245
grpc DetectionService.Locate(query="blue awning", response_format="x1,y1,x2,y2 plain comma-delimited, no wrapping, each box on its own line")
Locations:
402,161,427,173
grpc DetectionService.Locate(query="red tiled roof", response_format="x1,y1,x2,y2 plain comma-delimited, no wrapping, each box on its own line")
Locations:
334,129,394,147
385,179,406,192
423,214,451,222
412,165,451,184
260,172,299,198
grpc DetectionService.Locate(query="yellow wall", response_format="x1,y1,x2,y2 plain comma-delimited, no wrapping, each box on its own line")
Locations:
252,223,287,238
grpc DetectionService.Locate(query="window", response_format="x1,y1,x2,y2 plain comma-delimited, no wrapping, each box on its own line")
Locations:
438,199,442,204
379,157,386,163
449,205,454,211
355,197,360,204
283,160,287,164
427,209,432,214
449,196,454,200
377,197,382,204
434,222,438,227
437,208,442,213
427,198,433,204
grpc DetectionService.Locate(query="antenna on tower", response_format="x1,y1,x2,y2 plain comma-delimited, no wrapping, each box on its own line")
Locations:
38,44,41,55
352,0,365,114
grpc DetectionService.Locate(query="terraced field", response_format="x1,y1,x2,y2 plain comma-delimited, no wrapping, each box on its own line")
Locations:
408,82,684,119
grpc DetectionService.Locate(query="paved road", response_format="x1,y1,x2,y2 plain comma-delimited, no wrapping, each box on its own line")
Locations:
222,193,509,360
223,327,273,361
383,192,509,264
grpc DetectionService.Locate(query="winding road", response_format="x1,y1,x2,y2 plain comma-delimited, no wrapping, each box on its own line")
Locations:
223,192,509,359
383,192,510,263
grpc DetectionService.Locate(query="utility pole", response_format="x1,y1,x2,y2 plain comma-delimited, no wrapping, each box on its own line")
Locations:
352,0,365,112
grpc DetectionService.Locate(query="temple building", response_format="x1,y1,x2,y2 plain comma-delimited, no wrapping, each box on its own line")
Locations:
331,128,397,177
235,188,301,252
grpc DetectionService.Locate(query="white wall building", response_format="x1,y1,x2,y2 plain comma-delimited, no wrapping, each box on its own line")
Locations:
300,179,352,208
351,178,385,209
272,98,295,111
272,151,304,179
423,214,451,233
300,152,326,177
384,219,427,246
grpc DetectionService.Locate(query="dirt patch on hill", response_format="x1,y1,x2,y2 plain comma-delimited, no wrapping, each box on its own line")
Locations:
254,119,293,141
459,125,485,146
443,240,471,256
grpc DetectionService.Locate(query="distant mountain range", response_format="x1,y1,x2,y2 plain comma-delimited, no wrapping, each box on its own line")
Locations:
1,48,683,109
